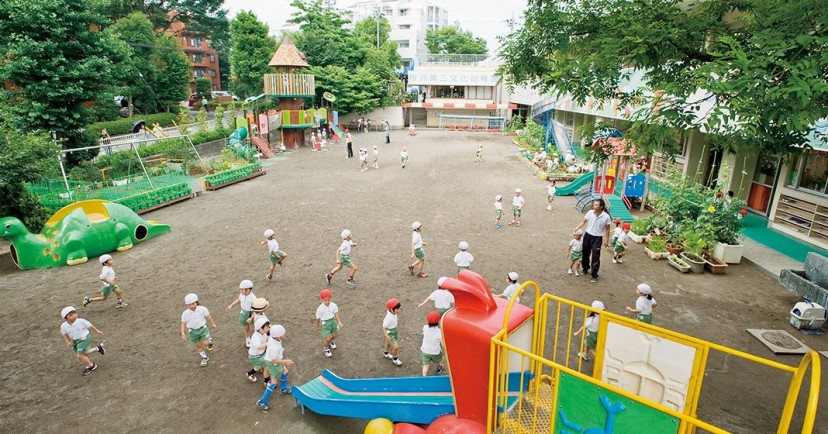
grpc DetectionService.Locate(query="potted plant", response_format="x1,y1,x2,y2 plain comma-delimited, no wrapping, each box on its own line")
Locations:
680,230,706,274
667,254,690,273
703,252,729,274
665,231,684,255
628,219,649,244
706,204,747,264
645,237,669,260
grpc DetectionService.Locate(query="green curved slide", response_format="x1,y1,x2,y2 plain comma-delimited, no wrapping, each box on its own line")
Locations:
556,171,594,196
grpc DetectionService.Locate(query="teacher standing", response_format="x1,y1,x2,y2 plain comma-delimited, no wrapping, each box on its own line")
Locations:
573,198,611,283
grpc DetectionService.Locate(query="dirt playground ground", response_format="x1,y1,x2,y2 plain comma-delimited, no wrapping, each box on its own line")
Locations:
0,129,825,433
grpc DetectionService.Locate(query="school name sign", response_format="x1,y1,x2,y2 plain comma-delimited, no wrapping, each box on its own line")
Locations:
408,72,498,86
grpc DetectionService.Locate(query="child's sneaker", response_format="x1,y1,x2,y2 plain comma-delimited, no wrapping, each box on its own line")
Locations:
407,265,415,275
493,224,501,229
567,268,573,275
83,363,98,376
280,388,292,395
617,259,623,263
96,342,105,355
383,351,392,360
247,372,257,382
245,338,251,348
207,339,214,351
115,301,127,308
257,402,271,411
266,274,273,281
575,271,582,276
346,278,356,285
82,296,91,308
392,358,402,367
323,348,333,358
434,365,444,374
329,341,337,350
200,357,209,367
325,273,333,285
612,258,618,264
578,352,589,361
417,272,429,278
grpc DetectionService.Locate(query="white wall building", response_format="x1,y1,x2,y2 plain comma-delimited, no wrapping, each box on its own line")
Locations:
344,0,449,71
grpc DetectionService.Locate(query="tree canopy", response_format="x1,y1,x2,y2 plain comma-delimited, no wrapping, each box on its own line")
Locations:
99,0,227,43
228,11,277,98
499,0,828,154
426,25,488,55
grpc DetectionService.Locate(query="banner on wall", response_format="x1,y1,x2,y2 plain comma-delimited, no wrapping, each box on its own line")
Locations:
258,114,269,136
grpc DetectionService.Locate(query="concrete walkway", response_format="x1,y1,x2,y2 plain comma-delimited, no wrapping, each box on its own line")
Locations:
741,237,805,278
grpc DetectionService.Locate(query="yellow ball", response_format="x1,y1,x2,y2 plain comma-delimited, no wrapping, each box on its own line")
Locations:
364,418,394,434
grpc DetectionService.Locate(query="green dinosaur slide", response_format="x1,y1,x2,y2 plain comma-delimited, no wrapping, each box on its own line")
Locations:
0,200,170,270
556,171,594,196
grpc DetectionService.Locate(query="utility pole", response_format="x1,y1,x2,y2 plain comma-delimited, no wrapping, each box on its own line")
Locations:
375,0,382,49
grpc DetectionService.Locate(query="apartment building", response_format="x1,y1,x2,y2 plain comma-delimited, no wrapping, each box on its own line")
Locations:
167,21,222,92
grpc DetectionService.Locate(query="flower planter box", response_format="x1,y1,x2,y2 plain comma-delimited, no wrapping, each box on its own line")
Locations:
668,256,691,273
712,242,743,264
628,231,648,244
644,246,669,260
703,254,729,274
680,252,706,274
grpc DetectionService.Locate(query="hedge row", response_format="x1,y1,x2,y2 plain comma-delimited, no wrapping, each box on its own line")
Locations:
89,112,178,136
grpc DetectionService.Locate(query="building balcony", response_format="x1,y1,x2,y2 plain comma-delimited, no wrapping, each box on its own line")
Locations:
264,73,315,97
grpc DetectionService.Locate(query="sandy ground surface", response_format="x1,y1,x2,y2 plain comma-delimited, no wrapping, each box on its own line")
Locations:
0,129,825,433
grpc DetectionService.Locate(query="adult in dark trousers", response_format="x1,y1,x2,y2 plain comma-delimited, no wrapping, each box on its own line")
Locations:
573,198,611,283
384,121,391,144
345,129,354,158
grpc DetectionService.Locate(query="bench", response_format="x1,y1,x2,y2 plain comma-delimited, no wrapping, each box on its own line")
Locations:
780,252,828,320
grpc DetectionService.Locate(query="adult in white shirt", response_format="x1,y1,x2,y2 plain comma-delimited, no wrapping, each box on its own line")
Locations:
573,198,611,283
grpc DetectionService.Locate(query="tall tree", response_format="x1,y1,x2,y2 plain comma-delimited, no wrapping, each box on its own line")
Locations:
499,0,828,154
289,0,364,69
353,17,403,106
229,11,276,98
99,0,227,43
0,0,119,162
426,25,488,55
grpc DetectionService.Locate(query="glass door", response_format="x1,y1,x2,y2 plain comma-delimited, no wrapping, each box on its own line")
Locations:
748,155,780,215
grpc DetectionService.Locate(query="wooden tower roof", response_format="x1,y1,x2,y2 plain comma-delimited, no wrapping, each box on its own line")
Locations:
268,35,310,68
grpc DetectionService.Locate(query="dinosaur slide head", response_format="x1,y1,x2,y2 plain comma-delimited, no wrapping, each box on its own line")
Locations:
0,217,28,239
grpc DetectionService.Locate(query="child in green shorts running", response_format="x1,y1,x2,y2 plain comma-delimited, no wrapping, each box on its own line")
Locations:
574,300,605,361
567,230,584,276
420,310,445,376
315,289,343,358
612,223,630,264
180,293,217,367
261,229,287,281
418,276,454,318
246,318,270,382
83,254,126,308
494,195,503,228
408,221,428,278
257,324,294,411
225,279,256,347
382,298,403,366
326,230,358,285
60,306,105,375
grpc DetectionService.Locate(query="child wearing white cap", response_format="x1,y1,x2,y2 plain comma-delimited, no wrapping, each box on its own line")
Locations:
574,300,605,361
326,230,358,285
496,272,521,303
246,318,270,382
180,293,217,367
372,145,379,169
475,145,484,162
453,241,474,272
418,277,455,317
359,148,368,172
494,195,503,229
83,254,126,309
60,306,105,375
261,229,287,281
225,279,257,347
546,180,556,211
400,147,408,168
257,324,294,411
626,284,657,324
408,221,428,278
509,189,525,227
567,230,585,276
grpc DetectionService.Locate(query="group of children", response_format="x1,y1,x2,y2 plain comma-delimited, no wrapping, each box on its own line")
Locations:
358,146,381,172
566,218,631,275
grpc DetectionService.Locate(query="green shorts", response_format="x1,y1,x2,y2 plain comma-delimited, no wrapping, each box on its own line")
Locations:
100,284,117,297
547,194,554,202
385,328,398,345
72,335,92,354
495,210,502,219
339,254,352,267
320,319,338,338
636,313,653,324
401,157,407,163
610,236,618,247
614,243,626,254
513,206,521,217
188,326,211,344
586,330,598,350
264,359,285,374
269,250,285,264
421,351,443,365
570,251,583,262
414,248,425,260
238,310,252,327
249,353,266,369
456,265,469,272
437,307,450,318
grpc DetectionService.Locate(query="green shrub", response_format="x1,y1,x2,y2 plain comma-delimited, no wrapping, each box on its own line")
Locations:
648,237,667,252
630,219,648,234
88,112,178,137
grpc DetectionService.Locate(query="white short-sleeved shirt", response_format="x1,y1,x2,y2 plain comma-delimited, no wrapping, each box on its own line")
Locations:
248,331,268,356
570,238,583,253
339,240,353,255
586,314,600,333
181,306,210,330
454,251,473,267
373,150,379,158
383,311,398,330
428,289,455,309
265,336,284,362
548,185,556,196
100,266,115,283
61,319,92,340
421,325,442,355
239,292,256,312
513,195,525,208
400,151,408,159
359,153,367,162
495,201,503,211
612,227,623,239
267,239,280,254
502,283,520,302
617,231,628,245
636,296,657,315
584,211,611,237
316,302,339,321
412,231,423,249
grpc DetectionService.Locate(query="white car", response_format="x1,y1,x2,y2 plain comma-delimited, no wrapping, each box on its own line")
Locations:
211,91,239,100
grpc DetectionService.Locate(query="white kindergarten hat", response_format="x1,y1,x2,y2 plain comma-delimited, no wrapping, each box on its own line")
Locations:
239,279,253,289
515,188,522,193
61,306,76,319
99,254,112,264
495,195,502,201
263,229,274,238
270,324,286,338
437,276,448,288
341,229,351,239
412,221,422,230
508,272,519,281
458,241,469,251
184,293,198,305
254,318,270,330
637,283,652,295
591,300,606,310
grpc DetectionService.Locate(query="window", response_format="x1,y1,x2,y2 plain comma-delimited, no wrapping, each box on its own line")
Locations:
397,40,410,48
193,54,203,64
399,8,408,16
467,86,492,99
192,37,201,48
212,84,218,91
788,150,828,194
209,54,215,63
433,85,464,98
209,69,216,77
399,24,411,29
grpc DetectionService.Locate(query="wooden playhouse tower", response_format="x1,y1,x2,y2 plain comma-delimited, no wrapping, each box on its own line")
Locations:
264,36,316,148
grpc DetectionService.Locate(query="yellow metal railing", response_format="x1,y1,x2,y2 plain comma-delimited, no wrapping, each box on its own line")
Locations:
486,282,822,433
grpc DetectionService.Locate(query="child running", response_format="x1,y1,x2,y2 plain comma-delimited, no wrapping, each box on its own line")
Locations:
246,318,269,382
372,145,379,169
509,189,525,227
257,324,294,411
626,283,657,324
418,276,455,317
180,293,217,367
420,310,445,376
225,279,256,347
495,272,521,303
315,289,343,358
567,230,584,275
574,300,605,361
248,298,270,327
83,254,126,308
400,146,409,168
382,298,403,366
475,145,484,162
359,148,368,172
326,229,358,286
408,221,428,278
60,306,105,375
546,180,557,211
453,241,474,272
261,229,287,281
613,223,630,263
494,195,503,229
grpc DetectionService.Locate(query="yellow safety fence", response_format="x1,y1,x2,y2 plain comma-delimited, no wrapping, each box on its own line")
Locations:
487,282,821,434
